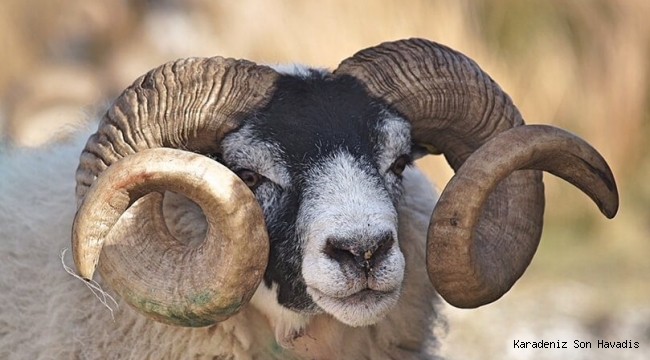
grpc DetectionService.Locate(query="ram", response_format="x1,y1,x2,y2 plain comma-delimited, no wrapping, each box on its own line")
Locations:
0,38,618,359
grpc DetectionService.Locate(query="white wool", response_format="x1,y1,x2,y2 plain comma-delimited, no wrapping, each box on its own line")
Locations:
0,126,444,359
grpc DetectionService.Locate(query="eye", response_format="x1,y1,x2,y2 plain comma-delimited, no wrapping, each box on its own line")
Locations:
389,155,411,177
235,169,264,189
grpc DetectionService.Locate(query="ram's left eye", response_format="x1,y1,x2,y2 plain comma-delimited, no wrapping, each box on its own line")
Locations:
235,169,264,189
389,155,411,177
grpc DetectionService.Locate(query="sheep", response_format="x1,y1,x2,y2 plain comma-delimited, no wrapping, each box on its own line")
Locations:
0,38,618,359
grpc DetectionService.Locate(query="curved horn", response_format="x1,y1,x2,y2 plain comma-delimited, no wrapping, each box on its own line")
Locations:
73,148,268,326
72,57,278,325
428,125,618,307
335,38,619,307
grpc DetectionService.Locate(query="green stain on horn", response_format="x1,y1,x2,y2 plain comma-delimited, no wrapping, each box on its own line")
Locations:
122,289,245,327
187,290,213,305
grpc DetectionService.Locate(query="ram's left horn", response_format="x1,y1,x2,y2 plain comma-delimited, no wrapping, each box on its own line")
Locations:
427,125,618,307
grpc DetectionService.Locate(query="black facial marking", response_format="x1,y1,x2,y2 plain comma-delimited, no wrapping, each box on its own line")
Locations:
221,70,410,312
253,73,388,178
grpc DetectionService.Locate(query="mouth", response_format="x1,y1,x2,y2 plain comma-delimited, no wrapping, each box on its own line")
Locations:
307,286,401,327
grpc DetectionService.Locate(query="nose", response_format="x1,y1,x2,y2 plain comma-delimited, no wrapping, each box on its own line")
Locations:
324,231,395,272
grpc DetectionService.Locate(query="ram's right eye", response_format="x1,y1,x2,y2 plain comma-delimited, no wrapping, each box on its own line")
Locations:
389,155,411,177
235,169,264,189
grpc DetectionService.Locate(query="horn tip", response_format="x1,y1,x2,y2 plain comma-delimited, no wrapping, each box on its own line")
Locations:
73,252,98,281
602,196,619,219
71,230,100,280
597,179,619,219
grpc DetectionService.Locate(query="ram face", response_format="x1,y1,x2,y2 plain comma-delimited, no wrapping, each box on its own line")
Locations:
71,39,618,329
220,72,413,326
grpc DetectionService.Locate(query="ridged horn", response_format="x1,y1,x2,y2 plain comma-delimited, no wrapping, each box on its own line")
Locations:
72,57,278,326
335,38,618,307
428,125,618,307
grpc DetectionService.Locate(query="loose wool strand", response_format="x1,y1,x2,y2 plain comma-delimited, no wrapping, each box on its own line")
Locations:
60,248,119,321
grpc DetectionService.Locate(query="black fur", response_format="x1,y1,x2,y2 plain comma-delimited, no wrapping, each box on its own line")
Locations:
221,71,406,312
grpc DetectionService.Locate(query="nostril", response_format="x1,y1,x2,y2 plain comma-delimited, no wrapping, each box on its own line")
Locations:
324,237,356,264
373,232,395,261
324,232,395,271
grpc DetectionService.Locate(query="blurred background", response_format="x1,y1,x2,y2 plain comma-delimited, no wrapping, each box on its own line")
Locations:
1,0,648,358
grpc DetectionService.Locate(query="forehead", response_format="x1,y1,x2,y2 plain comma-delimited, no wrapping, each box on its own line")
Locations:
248,73,411,167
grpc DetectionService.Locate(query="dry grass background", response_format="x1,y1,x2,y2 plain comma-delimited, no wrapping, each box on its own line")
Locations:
1,0,648,359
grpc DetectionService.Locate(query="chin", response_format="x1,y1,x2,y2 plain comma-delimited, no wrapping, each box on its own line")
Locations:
307,286,402,327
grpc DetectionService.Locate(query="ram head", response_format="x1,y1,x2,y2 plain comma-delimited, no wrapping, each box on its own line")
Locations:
71,38,618,327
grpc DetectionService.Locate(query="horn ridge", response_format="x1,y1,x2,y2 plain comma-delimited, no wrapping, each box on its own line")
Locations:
73,148,269,326
335,38,618,308
428,125,618,307
72,57,277,325
76,57,278,201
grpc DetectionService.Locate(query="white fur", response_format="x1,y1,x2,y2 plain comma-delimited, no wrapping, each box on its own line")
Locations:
0,126,443,359
376,113,412,173
220,124,291,188
300,150,404,326
268,63,328,77
248,283,309,349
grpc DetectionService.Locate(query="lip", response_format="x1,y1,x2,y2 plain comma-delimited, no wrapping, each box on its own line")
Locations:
308,283,398,300
307,285,401,326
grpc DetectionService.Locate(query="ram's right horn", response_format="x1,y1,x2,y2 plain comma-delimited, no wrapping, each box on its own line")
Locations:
73,57,279,326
